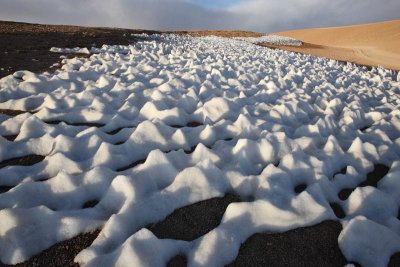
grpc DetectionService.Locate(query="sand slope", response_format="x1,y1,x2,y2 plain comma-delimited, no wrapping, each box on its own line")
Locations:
267,20,400,71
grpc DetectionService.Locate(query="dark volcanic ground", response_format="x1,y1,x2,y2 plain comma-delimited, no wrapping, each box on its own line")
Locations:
0,20,159,78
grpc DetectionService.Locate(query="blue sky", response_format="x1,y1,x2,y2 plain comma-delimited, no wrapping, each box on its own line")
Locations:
0,0,399,32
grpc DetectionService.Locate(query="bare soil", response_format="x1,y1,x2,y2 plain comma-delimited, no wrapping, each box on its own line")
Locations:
0,230,100,267
0,20,159,78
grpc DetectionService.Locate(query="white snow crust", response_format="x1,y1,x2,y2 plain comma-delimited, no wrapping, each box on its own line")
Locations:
1,33,400,266
235,35,303,46
50,47,91,54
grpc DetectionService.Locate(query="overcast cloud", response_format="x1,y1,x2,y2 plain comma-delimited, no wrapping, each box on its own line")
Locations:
0,0,399,32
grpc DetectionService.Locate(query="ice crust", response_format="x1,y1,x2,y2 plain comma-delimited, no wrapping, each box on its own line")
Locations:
50,47,91,54
1,34,400,266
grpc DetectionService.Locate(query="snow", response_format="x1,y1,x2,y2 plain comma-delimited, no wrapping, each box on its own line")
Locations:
235,35,303,46
50,47,91,54
84,228,188,267
1,33,400,266
339,216,400,267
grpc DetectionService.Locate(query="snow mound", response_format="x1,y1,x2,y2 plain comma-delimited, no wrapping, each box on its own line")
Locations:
50,47,91,54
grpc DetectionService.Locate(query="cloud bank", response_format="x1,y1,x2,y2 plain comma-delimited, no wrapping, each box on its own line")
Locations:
0,0,399,32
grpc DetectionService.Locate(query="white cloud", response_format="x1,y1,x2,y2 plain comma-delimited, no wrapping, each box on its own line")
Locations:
228,0,400,32
0,0,399,32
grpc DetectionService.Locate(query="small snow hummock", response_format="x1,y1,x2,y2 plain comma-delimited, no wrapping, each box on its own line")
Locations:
0,33,400,266
50,47,91,54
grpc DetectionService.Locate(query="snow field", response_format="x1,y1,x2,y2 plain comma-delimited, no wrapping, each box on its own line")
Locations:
0,34,400,266
234,35,303,46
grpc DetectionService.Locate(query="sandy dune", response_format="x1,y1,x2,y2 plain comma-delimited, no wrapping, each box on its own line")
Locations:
264,20,400,71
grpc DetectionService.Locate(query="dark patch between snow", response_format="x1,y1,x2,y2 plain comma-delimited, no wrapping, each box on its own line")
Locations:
147,193,241,241
337,164,390,200
170,122,203,128
167,254,187,267
294,184,307,194
114,140,128,146
0,186,13,194
333,166,347,177
82,200,99,209
106,127,134,135
184,145,197,154
116,158,146,172
338,188,354,201
0,229,101,267
0,155,45,169
227,220,347,267
0,109,31,116
358,164,390,188
44,120,105,128
329,202,346,219
389,252,400,267
360,125,371,132
2,135,18,141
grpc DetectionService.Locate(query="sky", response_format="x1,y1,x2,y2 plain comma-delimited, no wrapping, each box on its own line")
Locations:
0,0,399,33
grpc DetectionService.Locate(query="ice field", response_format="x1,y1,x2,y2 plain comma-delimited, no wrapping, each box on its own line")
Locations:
234,35,303,45
1,34,400,266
